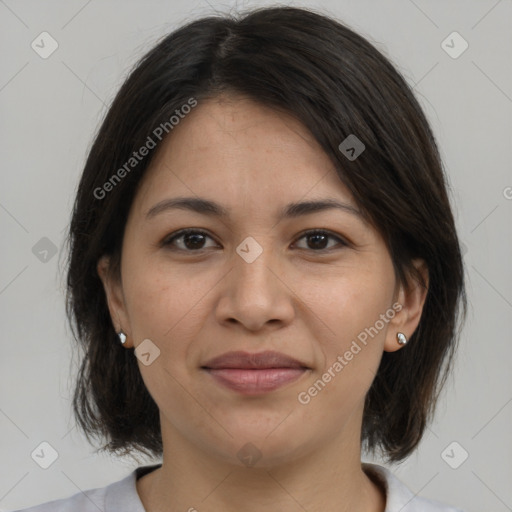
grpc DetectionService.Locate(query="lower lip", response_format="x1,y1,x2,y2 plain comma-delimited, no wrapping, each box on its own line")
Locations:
204,368,307,395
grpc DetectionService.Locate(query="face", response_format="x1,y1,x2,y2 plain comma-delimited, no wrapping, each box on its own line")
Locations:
99,95,427,468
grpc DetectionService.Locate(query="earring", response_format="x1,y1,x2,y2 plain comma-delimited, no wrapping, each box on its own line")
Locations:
118,331,127,345
396,332,407,345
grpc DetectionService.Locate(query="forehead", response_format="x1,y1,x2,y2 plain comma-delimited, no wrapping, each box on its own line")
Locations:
132,95,357,217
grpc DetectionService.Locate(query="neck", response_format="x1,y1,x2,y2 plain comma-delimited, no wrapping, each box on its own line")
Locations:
137,418,386,512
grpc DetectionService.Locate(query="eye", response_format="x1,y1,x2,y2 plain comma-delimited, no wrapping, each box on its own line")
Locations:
162,228,348,253
293,229,348,251
162,229,218,251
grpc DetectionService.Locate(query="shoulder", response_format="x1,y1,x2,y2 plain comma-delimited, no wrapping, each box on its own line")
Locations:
362,463,465,512
10,465,159,512
10,484,109,512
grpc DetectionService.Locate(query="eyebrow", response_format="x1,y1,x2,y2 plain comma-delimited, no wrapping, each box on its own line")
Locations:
145,196,365,222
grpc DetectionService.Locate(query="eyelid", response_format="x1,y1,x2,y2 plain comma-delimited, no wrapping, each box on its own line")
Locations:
161,228,219,249
161,228,350,252
293,229,349,250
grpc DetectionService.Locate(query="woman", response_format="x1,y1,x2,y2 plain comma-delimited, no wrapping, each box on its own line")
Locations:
16,5,467,512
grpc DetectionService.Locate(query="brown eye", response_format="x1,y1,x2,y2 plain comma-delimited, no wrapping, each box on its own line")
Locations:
162,228,347,254
294,230,347,251
163,229,217,251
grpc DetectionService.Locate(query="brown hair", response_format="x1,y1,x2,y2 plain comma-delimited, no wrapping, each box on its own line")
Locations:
66,5,467,464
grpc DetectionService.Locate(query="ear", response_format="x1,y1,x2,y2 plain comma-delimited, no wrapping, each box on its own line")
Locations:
97,255,132,348
384,258,429,352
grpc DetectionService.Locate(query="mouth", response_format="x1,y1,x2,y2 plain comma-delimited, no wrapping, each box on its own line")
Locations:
201,350,310,395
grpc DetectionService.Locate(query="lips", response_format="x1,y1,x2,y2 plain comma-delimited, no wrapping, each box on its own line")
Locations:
202,350,308,370
201,351,310,395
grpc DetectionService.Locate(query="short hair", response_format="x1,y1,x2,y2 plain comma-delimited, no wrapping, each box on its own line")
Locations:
66,5,467,464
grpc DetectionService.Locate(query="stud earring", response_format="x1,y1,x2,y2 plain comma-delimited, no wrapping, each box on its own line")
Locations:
396,332,407,345
118,331,127,345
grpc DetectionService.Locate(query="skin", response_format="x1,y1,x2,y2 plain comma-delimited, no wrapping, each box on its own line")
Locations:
98,94,428,512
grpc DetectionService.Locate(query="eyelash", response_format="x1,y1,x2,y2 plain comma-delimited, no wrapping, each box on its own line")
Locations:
161,228,348,253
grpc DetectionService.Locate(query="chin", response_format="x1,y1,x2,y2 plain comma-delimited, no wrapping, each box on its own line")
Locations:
203,427,313,470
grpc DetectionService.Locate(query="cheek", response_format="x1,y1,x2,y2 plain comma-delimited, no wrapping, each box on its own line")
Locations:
122,256,218,371
301,263,394,405
121,261,209,410
305,261,394,347
123,249,195,330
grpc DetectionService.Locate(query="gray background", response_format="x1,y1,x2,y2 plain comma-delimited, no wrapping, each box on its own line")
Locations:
1,0,511,510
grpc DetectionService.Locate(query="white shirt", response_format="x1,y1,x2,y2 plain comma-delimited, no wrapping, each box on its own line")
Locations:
12,462,464,511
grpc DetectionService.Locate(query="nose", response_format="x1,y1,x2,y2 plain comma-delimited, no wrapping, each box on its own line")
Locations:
215,240,295,332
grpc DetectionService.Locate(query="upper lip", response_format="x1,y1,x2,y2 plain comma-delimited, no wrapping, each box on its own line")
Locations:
202,350,309,370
